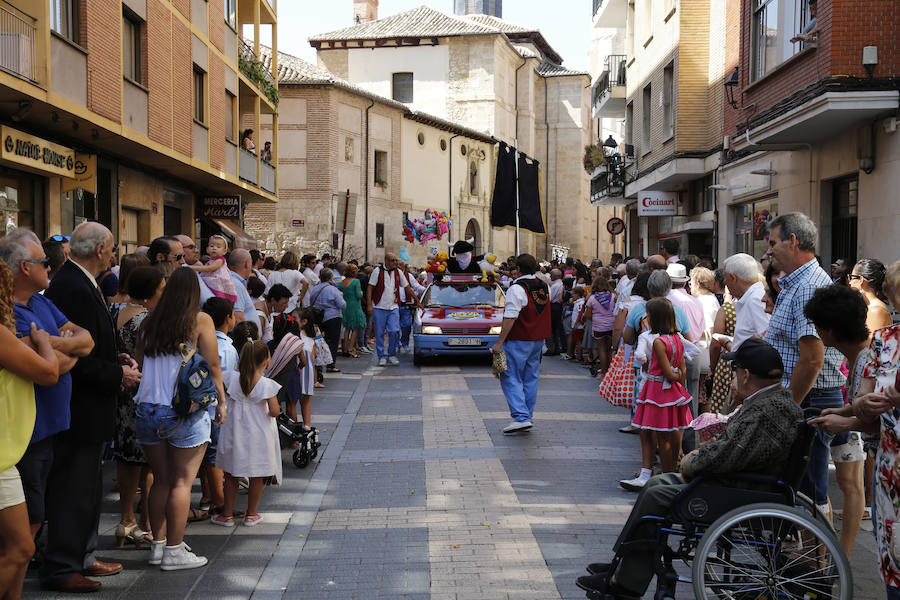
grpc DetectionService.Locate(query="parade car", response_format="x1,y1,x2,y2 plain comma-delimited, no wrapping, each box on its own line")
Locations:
412,274,506,365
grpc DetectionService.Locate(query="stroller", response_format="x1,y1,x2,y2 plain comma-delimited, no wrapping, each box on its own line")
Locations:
277,414,321,468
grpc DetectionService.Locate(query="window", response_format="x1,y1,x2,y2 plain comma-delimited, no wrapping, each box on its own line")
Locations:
625,101,634,148
662,62,674,140
641,84,651,153
440,138,447,152
225,92,236,141
392,72,413,103
417,131,425,146
122,11,143,84
193,65,206,124
751,0,807,81
224,0,236,29
373,150,387,188
469,162,478,195
51,0,79,43
375,223,384,248
831,176,858,265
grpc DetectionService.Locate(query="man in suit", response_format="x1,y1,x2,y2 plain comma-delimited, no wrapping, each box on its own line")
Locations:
40,222,142,593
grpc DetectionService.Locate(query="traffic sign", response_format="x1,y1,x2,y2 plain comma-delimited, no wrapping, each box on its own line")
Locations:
606,217,625,235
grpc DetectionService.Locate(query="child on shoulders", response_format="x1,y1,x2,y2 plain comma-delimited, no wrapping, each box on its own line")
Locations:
190,234,237,303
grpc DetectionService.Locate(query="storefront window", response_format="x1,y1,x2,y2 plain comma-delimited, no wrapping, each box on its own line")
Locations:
735,196,778,260
61,188,97,234
0,169,40,238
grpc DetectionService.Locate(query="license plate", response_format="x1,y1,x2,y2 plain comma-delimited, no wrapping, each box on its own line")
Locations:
448,337,481,346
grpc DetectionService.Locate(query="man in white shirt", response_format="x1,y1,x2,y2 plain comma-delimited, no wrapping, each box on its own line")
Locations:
367,253,421,365
300,254,320,307
724,253,771,350
661,238,681,264
546,269,564,355
614,259,641,314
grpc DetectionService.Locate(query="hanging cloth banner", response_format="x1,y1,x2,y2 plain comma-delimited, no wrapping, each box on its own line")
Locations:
490,141,546,235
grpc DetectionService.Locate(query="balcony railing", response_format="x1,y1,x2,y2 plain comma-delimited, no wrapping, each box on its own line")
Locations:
592,54,627,107
239,147,258,185
260,160,275,194
0,2,36,82
238,38,279,106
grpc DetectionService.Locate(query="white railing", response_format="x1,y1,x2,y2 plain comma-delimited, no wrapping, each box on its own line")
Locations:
0,2,35,82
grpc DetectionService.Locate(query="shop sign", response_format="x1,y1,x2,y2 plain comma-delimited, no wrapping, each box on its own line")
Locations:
201,195,240,218
61,153,97,194
637,191,678,216
1,126,75,178
291,219,305,228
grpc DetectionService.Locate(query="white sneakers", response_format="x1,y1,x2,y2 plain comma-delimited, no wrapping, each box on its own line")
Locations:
149,539,166,566
378,356,400,366
160,542,207,571
388,356,400,365
619,475,649,492
378,358,387,366
502,420,533,434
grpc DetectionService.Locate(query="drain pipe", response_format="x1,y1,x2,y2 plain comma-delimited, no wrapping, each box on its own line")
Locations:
514,58,526,140
448,133,461,241
544,76,550,261
364,99,375,261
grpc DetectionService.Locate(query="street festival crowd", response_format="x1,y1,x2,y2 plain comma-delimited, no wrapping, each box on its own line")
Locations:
0,212,897,598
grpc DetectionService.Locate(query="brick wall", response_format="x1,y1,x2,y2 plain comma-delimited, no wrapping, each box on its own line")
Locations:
208,54,226,169
172,19,193,156
171,0,190,20
147,0,173,147
85,1,122,122
676,0,711,152
209,0,225,52
830,0,899,78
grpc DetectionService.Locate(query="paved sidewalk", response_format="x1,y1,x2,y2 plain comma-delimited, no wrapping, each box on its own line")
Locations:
23,352,884,599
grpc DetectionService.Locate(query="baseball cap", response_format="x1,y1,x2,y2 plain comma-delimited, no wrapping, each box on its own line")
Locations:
722,338,784,380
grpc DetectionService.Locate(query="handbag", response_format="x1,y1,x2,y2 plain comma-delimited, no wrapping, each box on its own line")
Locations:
171,340,219,418
313,335,332,367
696,330,712,375
598,344,635,409
0,369,35,471
307,285,327,326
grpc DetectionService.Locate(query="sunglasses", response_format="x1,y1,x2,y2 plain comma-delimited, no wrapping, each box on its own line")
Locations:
24,258,51,268
173,254,184,261
848,274,863,281
49,235,70,242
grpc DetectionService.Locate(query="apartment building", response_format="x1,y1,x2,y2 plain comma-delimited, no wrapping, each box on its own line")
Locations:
607,0,726,260
243,49,495,264
305,0,609,262
717,0,899,265
0,0,277,253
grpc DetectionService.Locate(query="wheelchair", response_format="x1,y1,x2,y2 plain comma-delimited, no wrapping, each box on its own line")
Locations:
585,409,852,599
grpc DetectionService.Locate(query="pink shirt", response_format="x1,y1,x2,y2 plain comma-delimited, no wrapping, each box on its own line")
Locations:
667,289,704,343
587,291,615,333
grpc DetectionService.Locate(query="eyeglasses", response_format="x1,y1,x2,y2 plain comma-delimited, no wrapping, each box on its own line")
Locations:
23,258,51,268
48,235,70,242
172,254,184,261
848,274,863,281
182,244,196,250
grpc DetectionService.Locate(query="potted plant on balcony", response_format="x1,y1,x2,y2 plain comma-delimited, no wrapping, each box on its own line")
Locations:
582,143,607,175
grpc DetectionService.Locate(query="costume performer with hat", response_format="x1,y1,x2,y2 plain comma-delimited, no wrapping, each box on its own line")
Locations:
447,240,483,274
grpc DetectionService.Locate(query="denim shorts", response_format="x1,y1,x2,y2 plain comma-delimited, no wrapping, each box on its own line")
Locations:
135,403,211,449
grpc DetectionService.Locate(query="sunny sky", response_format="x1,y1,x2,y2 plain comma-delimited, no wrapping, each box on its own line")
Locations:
266,0,592,72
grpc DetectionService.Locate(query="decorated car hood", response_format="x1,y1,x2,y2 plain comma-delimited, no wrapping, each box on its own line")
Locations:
420,307,502,329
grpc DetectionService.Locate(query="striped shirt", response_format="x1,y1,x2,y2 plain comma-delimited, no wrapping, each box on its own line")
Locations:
764,258,845,390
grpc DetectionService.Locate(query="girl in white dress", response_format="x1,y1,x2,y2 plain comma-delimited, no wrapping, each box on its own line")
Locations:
211,340,281,527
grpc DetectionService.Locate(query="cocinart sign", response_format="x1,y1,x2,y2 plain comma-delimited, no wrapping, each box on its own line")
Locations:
637,191,678,216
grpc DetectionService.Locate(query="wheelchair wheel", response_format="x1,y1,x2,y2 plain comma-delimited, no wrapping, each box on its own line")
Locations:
692,502,851,600
793,491,837,535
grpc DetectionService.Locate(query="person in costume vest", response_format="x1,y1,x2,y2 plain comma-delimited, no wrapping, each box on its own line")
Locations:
490,254,551,434
366,253,422,366
447,240,483,274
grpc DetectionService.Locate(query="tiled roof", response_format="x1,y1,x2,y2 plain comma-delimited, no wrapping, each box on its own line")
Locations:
514,44,540,60
309,5,496,42
257,46,495,143
462,14,532,34
536,62,590,78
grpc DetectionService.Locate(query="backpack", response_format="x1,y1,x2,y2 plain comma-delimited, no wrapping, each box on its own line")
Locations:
170,342,218,418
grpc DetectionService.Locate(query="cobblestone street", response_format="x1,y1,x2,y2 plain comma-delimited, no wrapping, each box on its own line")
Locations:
23,353,884,599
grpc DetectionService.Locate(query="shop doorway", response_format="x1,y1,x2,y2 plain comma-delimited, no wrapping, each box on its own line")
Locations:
830,175,858,265
164,205,182,236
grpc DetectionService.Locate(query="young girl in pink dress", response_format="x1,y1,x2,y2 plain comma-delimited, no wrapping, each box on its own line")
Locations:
621,298,694,491
191,234,237,303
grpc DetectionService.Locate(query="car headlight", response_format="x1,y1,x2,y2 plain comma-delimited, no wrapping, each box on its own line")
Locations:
489,326,502,335
422,326,443,334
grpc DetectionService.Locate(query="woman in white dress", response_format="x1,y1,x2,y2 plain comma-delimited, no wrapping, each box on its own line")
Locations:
212,340,281,528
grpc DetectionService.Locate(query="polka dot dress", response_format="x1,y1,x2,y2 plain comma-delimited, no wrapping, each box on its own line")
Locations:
708,302,736,413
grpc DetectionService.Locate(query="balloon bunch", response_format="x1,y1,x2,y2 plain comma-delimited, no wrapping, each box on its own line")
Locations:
403,209,451,246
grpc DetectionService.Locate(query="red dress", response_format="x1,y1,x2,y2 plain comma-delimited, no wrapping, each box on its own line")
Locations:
631,335,693,431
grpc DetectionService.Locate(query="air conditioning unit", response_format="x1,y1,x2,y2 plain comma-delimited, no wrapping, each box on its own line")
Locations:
624,144,635,159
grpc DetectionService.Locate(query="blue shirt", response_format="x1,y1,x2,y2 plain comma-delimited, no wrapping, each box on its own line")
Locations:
14,293,73,442
309,282,347,322
215,331,238,372
230,271,260,331
764,259,844,390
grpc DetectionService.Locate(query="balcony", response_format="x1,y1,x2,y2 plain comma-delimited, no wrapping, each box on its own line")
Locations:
590,161,631,207
239,147,258,186
592,54,627,119
0,2,36,83
260,159,275,194
238,38,279,106
593,0,626,27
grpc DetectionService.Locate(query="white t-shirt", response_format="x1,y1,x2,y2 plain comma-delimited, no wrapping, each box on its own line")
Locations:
368,267,409,311
733,281,771,350
503,275,535,319
697,293,721,336
571,297,585,329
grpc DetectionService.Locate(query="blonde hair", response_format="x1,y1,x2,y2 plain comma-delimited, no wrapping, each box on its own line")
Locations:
690,266,715,294
884,260,900,307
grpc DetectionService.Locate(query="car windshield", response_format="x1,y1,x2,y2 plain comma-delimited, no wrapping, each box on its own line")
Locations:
424,283,505,308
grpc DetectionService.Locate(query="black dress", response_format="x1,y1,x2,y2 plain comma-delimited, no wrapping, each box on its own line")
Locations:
114,310,149,465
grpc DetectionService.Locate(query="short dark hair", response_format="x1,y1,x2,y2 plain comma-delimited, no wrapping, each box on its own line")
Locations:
611,253,623,262
249,249,261,264
202,297,235,329
147,237,173,264
661,238,680,256
514,253,539,275
265,283,292,301
42,240,67,276
126,266,164,301
646,297,677,335
631,272,651,301
246,275,266,298
804,284,869,344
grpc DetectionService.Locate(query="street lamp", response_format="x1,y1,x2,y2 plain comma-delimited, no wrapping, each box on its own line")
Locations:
602,135,618,149
602,136,624,197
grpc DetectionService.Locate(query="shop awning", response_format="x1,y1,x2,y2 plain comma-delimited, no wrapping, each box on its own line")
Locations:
210,218,258,250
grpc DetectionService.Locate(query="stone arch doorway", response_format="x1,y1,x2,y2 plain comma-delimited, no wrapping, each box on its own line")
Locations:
464,218,481,255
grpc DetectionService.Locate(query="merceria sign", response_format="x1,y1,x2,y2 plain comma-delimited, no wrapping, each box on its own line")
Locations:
637,191,678,216
0,126,75,178
201,196,241,218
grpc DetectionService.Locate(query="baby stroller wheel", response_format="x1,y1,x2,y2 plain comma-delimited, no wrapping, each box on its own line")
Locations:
310,428,321,459
293,448,310,468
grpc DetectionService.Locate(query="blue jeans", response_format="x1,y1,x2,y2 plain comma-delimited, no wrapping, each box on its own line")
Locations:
373,307,400,359
499,339,543,422
888,586,900,600
800,388,846,505
135,403,211,449
399,305,413,348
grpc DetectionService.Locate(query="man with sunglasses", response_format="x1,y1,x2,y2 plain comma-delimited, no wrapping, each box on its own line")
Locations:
175,234,215,303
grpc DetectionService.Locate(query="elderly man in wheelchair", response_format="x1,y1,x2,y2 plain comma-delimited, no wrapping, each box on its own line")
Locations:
577,338,852,600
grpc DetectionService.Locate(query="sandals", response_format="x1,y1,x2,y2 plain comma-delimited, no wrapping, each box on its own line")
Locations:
186,508,209,522
314,382,325,388
326,367,341,373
